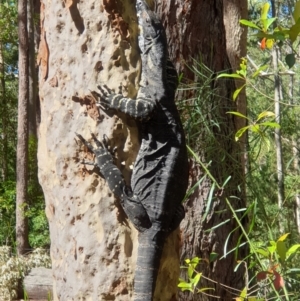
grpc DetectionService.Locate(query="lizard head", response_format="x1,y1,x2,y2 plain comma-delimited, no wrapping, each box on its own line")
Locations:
136,0,165,54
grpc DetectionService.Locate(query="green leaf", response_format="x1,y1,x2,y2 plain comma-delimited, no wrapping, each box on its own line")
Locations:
273,30,287,41
293,0,300,22
239,287,247,298
285,53,296,68
261,3,270,21
240,19,261,30
191,272,201,285
198,287,214,292
257,111,275,121
233,84,246,101
277,240,287,261
288,21,300,42
287,268,300,273
207,219,230,231
252,65,268,78
267,244,276,255
235,126,251,141
217,73,244,79
190,257,201,265
256,248,269,258
188,265,194,278
286,244,300,258
227,111,249,120
262,17,277,31
251,124,260,133
202,182,215,221
259,122,280,128
178,281,193,292
178,281,192,288
277,233,290,242
209,252,218,262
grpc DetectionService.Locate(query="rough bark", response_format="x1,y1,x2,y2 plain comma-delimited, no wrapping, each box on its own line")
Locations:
156,1,247,300
16,0,30,255
223,0,249,176
38,0,180,300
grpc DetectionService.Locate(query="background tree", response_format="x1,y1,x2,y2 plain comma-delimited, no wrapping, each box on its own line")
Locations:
16,0,30,255
156,1,248,299
244,0,300,240
0,0,47,251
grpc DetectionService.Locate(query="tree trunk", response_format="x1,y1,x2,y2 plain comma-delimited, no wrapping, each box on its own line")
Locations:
38,0,180,300
0,43,8,182
27,0,38,138
157,1,247,300
16,0,30,255
223,0,249,176
287,72,300,235
272,46,285,234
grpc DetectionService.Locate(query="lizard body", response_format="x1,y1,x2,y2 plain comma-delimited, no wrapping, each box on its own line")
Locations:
76,1,189,299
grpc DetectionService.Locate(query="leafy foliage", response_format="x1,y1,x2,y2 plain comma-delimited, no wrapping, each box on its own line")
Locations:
179,1,300,299
0,0,49,250
0,246,51,301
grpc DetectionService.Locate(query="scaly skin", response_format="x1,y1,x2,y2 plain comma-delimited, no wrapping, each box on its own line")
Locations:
77,1,189,300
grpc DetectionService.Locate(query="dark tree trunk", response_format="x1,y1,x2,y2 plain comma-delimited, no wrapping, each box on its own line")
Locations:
16,0,30,255
0,43,8,182
157,1,247,300
27,0,38,138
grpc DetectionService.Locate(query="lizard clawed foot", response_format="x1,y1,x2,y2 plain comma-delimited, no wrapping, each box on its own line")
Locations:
75,132,94,152
97,84,113,96
76,132,116,168
90,85,117,113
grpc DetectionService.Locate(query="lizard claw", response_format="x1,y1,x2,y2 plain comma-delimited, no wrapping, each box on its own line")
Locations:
75,132,94,152
90,133,111,151
97,85,113,98
118,83,123,94
77,132,115,156
92,85,116,113
76,132,115,168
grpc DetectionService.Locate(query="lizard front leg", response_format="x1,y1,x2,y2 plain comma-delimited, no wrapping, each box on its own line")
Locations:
76,133,151,232
93,85,156,121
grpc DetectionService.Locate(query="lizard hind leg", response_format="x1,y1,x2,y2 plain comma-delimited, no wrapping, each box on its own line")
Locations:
92,133,152,232
76,132,151,232
122,187,152,232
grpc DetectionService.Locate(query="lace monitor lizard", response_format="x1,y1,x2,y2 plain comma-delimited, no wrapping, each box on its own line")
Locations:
76,0,189,300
